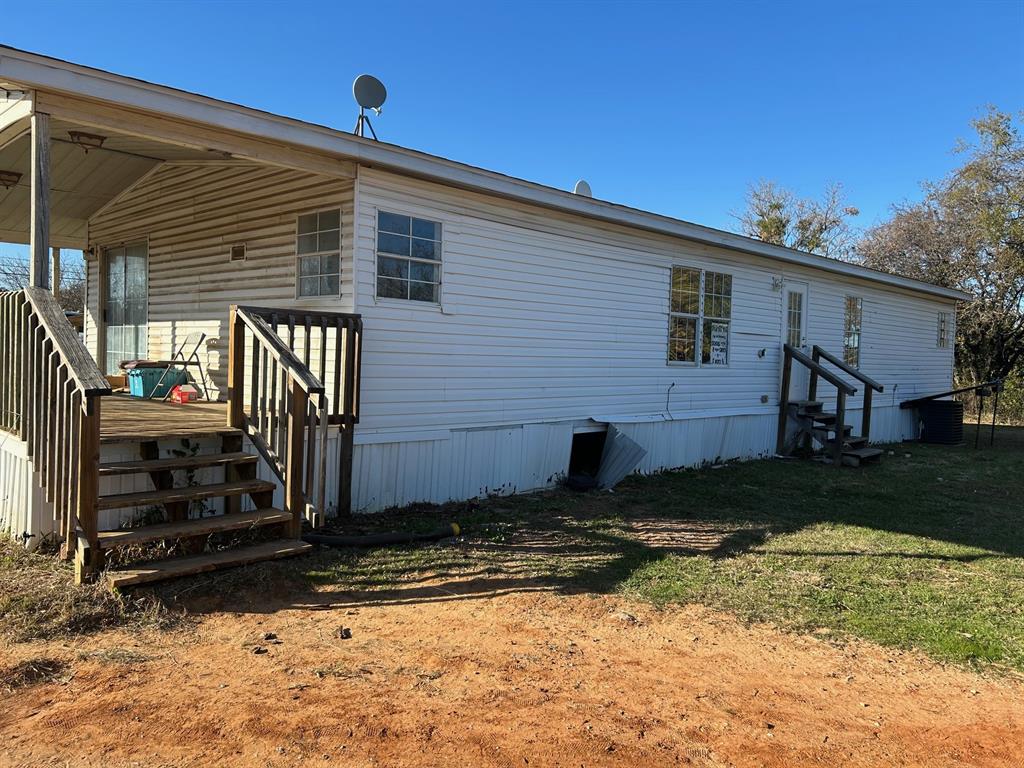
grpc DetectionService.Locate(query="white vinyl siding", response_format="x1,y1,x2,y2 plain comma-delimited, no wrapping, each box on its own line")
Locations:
86,162,355,397
353,168,956,439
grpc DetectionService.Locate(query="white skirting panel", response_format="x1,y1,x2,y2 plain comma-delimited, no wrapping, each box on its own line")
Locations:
352,423,574,512
614,412,778,474
350,406,921,513
4,406,925,542
0,434,55,550
844,404,920,443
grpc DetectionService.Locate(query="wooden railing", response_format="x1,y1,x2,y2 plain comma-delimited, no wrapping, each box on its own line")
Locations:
809,345,884,442
226,305,362,528
778,343,857,467
0,288,110,580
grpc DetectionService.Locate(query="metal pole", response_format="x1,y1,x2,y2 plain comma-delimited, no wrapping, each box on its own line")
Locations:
975,390,984,449
990,385,1000,447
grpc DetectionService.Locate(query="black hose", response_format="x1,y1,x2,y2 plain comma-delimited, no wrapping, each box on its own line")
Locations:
303,523,461,548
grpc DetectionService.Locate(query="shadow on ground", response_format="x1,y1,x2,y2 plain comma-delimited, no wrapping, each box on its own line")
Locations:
148,424,1024,617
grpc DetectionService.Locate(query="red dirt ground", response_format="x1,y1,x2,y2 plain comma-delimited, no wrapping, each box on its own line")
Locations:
1,581,1021,767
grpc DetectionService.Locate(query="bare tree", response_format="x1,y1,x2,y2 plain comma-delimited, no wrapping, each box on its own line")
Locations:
0,249,86,314
735,181,860,260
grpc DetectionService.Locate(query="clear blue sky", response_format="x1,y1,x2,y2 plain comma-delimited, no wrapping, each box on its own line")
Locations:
2,0,1023,241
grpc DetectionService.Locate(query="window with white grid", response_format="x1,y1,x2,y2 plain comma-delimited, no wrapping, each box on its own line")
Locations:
668,266,732,366
843,296,863,368
296,209,341,298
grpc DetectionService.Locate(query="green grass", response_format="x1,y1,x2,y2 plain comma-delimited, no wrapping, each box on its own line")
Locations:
5,424,1022,674
279,423,1024,672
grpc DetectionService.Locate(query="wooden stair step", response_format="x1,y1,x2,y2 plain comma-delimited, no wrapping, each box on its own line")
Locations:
842,446,884,459
98,479,276,510
825,434,868,446
97,508,291,548
101,426,243,445
791,400,823,411
99,452,258,477
805,411,837,423
106,539,313,589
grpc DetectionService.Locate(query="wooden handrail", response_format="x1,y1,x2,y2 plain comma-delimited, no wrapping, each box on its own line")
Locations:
785,344,857,395
237,305,362,426
236,307,325,395
24,287,111,400
0,288,107,583
227,303,362,525
811,345,883,393
778,344,854,466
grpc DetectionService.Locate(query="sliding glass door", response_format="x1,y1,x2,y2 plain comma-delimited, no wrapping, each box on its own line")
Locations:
104,243,148,374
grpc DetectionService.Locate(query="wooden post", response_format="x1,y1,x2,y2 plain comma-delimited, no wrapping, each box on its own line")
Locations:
808,348,820,402
285,378,307,539
861,387,872,442
75,396,101,583
337,417,355,517
29,112,50,289
226,305,245,428
776,346,792,455
833,390,846,468
51,248,61,301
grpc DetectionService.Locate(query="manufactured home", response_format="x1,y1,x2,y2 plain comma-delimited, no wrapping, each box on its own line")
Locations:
0,47,967,585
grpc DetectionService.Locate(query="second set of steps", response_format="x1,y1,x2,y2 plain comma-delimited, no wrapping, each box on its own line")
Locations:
95,433,311,589
790,400,884,467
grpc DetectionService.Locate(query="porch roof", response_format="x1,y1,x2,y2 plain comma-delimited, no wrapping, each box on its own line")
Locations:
0,45,969,302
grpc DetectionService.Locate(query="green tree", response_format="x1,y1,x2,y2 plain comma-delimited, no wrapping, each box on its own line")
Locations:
858,107,1024,384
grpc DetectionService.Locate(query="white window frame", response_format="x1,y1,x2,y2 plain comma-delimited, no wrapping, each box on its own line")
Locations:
843,296,863,369
937,311,951,348
667,265,733,367
374,208,443,306
295,208,342,299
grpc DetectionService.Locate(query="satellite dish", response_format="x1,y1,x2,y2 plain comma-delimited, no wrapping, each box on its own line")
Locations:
353,74,387,114
573,179,593,197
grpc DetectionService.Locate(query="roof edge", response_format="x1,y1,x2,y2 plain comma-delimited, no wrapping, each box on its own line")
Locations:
0,45,970,302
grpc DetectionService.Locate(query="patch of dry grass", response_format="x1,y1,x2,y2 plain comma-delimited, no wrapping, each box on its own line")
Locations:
0,657,70,691
0,540,173,642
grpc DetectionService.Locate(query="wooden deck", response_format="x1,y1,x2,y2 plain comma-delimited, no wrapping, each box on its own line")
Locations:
100,395,234,444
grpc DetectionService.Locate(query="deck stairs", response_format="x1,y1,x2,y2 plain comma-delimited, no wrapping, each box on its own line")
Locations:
95,428,311,589
786,400,884,467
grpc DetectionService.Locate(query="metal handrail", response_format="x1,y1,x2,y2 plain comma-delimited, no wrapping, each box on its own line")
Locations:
899,380,1003,409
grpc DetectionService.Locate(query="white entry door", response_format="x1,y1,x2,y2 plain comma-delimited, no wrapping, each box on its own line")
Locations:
782,280,810,400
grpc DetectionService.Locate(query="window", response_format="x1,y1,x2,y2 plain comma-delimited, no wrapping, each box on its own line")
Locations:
668,266,732,365
296,209,341,297
937,311,951,348
376,210,442,303
786,291,803,348
843,296,863,368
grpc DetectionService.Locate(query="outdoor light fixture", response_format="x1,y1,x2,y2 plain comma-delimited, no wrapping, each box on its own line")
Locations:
68,130,106,153
0,170,22,189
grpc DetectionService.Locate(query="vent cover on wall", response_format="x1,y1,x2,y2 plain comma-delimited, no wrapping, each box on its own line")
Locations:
230,244,246,262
